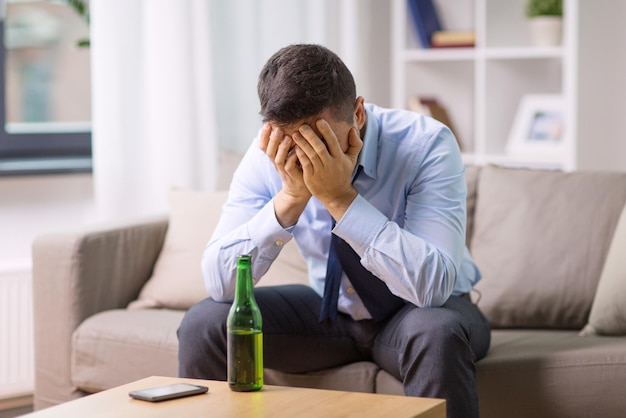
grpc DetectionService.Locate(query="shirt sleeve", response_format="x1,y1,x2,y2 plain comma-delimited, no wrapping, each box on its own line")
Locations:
201,138,293,302
333,127,466,307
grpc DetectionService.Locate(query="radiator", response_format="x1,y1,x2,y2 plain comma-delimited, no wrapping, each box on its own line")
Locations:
0,264,33,399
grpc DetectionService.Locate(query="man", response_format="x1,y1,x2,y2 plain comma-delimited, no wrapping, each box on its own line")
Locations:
178,44,491,418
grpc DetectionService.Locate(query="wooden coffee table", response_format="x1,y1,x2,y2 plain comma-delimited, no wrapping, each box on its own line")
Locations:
24,375,445,417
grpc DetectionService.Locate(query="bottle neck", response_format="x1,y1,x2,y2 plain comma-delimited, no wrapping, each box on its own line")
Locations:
234,258,253,301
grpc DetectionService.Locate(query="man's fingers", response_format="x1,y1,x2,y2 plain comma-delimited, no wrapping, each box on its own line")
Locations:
292,130,321,163
259,123,271,152
316,119,342,156
265,125,284,158
294,145,313,175
284,148,301,173
346,127,363,160
298,124,329,156
274,135,293,168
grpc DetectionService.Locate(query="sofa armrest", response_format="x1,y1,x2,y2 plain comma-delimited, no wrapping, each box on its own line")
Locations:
32,216,168,409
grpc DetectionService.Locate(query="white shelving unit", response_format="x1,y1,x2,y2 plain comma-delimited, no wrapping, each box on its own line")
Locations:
392,0,626,172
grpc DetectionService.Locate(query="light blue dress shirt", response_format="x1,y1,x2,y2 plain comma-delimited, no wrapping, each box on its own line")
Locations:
202,104,481,320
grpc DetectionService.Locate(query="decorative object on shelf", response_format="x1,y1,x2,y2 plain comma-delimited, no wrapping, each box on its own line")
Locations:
407,0,442,48
408,96,463,150
507,94,565,161
526,0,563,47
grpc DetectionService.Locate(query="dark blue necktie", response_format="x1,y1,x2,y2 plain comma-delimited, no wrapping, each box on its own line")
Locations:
319,226,406,326
319,224,343,325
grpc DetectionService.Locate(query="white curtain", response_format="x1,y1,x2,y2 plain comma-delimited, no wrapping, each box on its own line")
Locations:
90,0,388,220
91,0,217,220
208,0,336,154
207,0,376,154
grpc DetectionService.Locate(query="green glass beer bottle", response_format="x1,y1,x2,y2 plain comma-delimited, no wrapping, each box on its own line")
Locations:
227,255,263,391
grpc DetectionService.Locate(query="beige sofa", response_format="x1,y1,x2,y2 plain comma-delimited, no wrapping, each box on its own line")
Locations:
32,165,626,417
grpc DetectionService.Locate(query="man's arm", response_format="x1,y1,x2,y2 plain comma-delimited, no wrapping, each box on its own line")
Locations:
335,128,467,307
294,116,466,308
260,123,312,227
202,125,312,302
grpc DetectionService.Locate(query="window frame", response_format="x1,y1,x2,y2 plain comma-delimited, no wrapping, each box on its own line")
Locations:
0,3,92,176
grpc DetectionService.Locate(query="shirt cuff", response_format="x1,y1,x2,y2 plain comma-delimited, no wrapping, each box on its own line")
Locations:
246,198,293,259
333,194,387,256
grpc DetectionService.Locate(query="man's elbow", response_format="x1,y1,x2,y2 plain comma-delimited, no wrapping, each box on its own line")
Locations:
201,250,231,302
417,252,456,307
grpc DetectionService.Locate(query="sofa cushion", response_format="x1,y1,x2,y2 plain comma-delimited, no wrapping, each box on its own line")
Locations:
264,362,379,393
128,190,227,310
471,166,626,329
580,203,626,336
476,330,626,418
73,309,379,395
72,309,184,392
128,189,309,310
375,370,404,395
377,329,626,417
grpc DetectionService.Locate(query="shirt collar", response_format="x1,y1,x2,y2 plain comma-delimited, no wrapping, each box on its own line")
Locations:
355,106,378,180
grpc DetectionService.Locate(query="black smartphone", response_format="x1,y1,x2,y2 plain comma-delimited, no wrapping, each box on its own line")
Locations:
129,383,208,402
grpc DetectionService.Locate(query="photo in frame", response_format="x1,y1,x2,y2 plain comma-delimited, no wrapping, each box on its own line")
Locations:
506,94,565,160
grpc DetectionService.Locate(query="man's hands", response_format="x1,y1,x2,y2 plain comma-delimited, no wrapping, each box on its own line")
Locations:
260,119,363,227
260,123,312,202
293,120,362,221
261,118,363,225
260,123,311,228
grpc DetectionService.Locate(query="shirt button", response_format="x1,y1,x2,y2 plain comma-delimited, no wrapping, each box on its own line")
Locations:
275,239,284,246
346,287,355,294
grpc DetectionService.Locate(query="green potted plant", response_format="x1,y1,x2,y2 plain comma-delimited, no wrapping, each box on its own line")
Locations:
526,0,563,47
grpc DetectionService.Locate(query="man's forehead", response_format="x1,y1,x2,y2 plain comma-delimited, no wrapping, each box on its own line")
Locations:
279,117,320,135
272,110,340,136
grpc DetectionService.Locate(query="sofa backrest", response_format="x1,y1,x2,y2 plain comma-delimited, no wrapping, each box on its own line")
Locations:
470,165,626,329
130,163,626,333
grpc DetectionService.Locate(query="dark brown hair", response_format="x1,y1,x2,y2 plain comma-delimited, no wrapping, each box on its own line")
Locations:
257,44,356,126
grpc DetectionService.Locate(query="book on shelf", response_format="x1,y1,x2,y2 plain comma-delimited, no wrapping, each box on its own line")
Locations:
431,30,475,48
408,96,463,151
407,0,475,49
407,0,442,48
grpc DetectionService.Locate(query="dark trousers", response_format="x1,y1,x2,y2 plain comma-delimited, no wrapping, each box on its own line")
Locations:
178,285,491,418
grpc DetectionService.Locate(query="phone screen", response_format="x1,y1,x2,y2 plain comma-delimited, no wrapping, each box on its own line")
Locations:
129,383,208,402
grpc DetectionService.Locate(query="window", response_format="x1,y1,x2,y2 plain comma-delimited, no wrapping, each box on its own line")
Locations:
0,0,91,176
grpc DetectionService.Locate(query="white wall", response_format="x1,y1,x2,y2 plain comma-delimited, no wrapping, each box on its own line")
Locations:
0,173,96,399
0,174,95,399
0,174,96,269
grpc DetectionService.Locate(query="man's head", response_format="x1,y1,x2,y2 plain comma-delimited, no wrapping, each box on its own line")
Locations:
257,44,357,127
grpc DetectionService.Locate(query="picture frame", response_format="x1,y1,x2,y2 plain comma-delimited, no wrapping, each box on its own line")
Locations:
506,94,565,160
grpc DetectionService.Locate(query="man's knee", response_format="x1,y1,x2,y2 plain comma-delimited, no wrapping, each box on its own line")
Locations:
421,309,467,346
178,298,228,345
389,306,471,368
178,298,230,378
